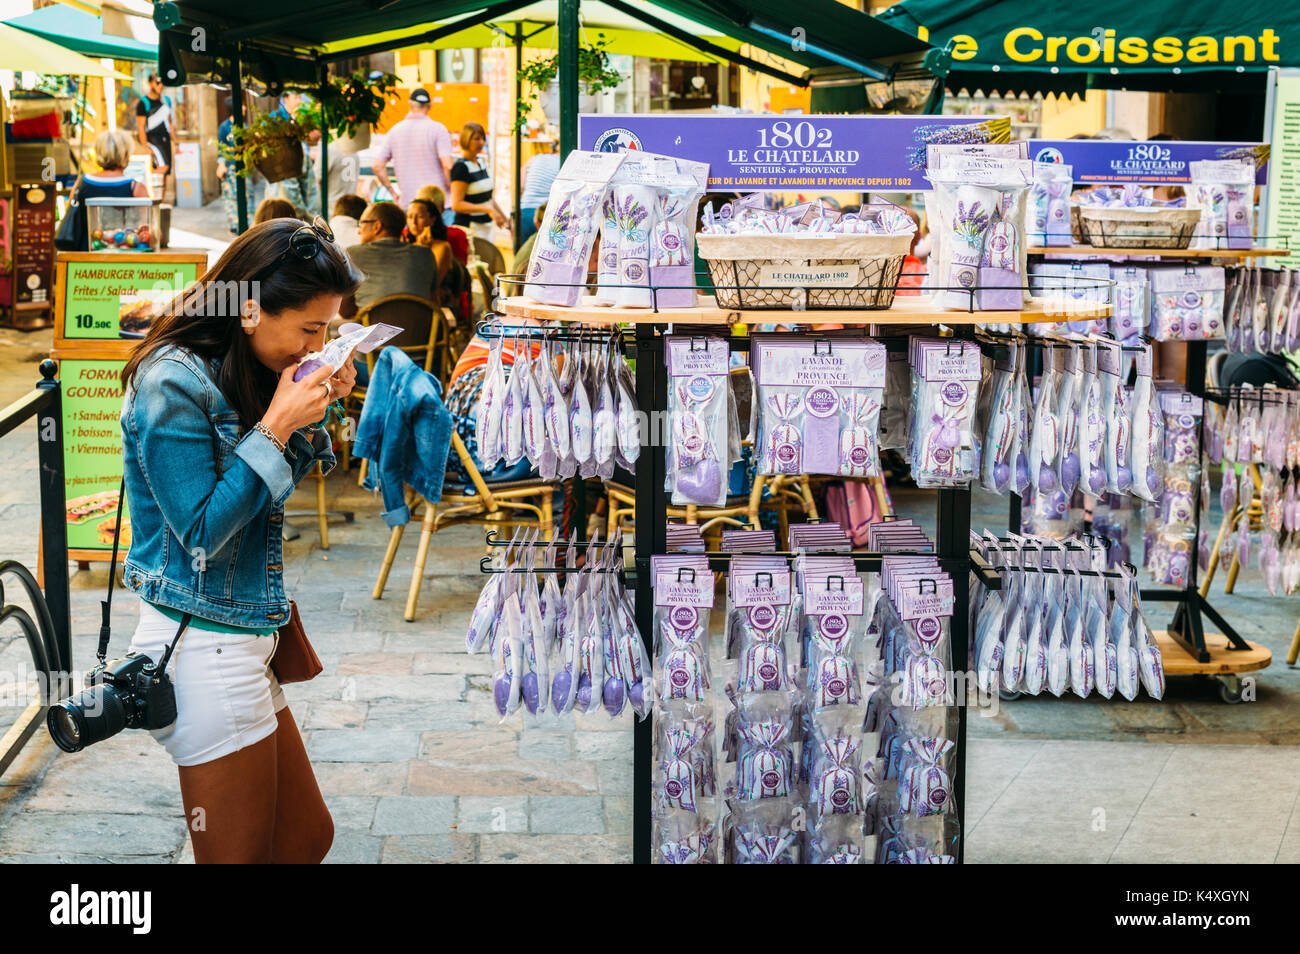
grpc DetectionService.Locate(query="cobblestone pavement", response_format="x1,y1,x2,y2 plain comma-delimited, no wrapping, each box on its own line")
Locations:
2,326,1300,862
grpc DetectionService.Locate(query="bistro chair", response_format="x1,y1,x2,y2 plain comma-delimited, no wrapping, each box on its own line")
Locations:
372,431,557,621
606,475,766,545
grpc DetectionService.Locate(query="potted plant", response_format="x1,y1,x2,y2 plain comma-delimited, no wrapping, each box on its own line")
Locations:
313,70,399,154
219,106,317,183
515,34,623,133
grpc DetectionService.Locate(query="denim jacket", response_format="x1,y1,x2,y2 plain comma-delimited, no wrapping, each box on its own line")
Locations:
354,346,453,526
119,345,334,627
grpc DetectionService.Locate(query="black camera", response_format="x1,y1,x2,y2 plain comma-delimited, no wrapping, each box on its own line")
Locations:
47,652,178,753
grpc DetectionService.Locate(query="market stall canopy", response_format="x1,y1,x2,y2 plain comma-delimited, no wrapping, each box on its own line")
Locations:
7,5,156,61
153,0,937,85
321,1,737,64
878,0,1295,95
0,20,132,78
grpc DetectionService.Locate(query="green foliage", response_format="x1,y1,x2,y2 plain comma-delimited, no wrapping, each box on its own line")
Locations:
314,70,400,140
514,34,624,133
217,108,317,177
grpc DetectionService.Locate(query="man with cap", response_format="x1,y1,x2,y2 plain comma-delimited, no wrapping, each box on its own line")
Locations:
372,87,454,210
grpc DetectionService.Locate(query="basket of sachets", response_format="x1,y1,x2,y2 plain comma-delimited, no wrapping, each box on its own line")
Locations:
696,196,916,310
1075,185,1201,249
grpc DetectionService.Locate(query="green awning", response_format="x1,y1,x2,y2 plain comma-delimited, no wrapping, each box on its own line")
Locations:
155,0,933,82
879,0,1300,86
6,4,157,61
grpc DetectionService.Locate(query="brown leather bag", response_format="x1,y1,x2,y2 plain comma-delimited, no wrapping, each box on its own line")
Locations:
270,600,322,684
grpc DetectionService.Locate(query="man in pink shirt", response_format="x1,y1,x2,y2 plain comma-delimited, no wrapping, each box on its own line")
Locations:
372,88,454,209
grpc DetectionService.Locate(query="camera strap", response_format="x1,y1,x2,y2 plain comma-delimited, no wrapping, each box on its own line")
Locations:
98,477,127,664
99,476,189,665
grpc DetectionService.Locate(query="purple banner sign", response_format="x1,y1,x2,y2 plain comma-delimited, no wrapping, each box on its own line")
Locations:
1028,140,1270,185
579,114,1011,191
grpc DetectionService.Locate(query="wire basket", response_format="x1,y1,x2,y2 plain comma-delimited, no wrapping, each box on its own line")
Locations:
697,232,910,310
1077,207,1202,249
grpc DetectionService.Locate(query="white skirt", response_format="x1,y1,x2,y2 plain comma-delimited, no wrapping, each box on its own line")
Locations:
128,601,287,767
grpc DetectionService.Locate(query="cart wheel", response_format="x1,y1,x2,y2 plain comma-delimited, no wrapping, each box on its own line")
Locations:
1217,676,1244,704
998,689,1023,702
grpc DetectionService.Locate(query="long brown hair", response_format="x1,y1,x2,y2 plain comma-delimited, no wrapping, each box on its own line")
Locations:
122,219,362,427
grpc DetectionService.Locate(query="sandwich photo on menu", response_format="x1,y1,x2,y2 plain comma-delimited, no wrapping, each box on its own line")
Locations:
66,489,119,526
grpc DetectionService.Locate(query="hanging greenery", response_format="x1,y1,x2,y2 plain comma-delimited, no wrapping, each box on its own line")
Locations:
217,106,318,179
514,34,624,133
313,69,400,140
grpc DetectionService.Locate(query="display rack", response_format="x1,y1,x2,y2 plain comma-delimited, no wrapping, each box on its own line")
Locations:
496,287,1113,863
495,293,1112,327
1019,245,1273,699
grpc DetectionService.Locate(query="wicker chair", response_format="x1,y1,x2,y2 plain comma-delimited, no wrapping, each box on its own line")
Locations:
373,431,557,621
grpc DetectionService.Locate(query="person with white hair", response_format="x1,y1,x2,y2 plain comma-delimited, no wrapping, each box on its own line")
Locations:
62,129,149,251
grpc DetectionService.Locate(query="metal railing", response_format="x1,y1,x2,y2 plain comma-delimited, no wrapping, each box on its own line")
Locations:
0,359,71,778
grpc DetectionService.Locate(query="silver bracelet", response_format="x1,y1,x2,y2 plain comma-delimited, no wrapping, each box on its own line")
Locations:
254,420,287,454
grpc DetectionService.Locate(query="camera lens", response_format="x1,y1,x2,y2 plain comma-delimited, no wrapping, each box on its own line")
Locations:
46,684,127,753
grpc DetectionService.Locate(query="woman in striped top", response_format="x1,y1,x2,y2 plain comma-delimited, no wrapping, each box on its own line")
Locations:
450,122,508,242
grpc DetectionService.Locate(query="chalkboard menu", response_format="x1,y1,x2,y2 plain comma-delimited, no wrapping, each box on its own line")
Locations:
14,183,54,304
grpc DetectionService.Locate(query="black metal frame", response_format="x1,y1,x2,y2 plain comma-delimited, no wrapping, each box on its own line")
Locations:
0,360,71,778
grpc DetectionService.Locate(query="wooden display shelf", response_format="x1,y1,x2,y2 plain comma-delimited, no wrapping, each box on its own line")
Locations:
496,294,1112,326
1028,245,1290,259
1154,631,1272,676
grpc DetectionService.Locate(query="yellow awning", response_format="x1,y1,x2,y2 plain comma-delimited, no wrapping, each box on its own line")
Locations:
324,21,735,63
0,21,131,77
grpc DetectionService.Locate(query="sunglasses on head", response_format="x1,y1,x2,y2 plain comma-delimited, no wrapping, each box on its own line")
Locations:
252,215,336,283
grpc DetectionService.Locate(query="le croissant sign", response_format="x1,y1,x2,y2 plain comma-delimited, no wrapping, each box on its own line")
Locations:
877,1,1300,73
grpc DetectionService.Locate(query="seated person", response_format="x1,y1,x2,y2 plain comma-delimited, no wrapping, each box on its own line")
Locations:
415,184,469,264
253,196,297,224
329,193,367,249
404,198,455,281
346,200,437,310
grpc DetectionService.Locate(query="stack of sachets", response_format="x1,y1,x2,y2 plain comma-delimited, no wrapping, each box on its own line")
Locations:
869,546,958,863
525,148,708,308
1028,161,1073,247
594,151,709,308
665,336,744,507
716,554,802,863
908,338,981,487
925,146,1034,310
1147,391,1204,586
652,552,718,862
751,334,886,477
1148,265,1225,340
1188,159,1255,250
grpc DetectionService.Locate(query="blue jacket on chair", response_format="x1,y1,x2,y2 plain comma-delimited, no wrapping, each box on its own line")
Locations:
354,347,453,527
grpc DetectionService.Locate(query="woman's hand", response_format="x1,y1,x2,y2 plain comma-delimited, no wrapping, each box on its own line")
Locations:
330,352,358,398
262,362,335,445
489,206,508,228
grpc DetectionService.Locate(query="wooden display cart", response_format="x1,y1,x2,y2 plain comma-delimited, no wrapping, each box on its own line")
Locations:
50,250,207,566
